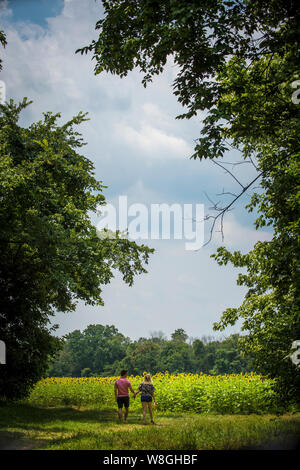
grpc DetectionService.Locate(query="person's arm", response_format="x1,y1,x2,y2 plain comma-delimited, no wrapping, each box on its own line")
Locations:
129,382,136,396
114,382,118,401
134,384,141,398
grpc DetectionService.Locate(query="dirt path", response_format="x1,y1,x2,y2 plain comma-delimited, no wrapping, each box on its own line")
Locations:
0,432,46,450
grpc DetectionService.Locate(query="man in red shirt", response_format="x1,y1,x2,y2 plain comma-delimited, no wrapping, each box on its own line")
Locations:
114,370,135,423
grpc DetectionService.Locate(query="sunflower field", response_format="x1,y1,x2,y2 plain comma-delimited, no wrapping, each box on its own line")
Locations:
27,372,280,414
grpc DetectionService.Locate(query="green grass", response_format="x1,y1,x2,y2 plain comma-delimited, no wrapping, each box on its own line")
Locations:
0,402,299,450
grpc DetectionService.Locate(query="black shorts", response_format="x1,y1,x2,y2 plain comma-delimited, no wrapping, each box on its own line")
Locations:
117,396,129,409
141,395,152,402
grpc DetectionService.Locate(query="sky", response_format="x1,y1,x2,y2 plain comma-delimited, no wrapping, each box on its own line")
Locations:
0,0,272,341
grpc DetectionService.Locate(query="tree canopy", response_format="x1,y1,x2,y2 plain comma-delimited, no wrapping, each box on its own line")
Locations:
47,324,253,377
77,0,299,122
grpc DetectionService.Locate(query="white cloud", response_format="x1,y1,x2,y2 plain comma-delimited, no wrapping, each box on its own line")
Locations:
221,214,273,250
115,122,192,160
142,102,175,130
0,0,11,19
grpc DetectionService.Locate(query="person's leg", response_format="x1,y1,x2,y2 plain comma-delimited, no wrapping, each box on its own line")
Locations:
142,402,147,423
148,402,154,423
118,404,123,422
123,397,129,422
124,407,129,422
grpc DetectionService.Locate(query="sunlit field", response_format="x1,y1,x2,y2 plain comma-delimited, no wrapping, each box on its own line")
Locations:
28,372,279,414
0,373,299,450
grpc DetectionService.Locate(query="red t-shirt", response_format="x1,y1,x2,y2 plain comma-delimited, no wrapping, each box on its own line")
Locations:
115,378,132,397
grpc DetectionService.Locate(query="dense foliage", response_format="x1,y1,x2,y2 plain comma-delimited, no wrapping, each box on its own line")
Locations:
46,324,253,377
210,50,300,401
78,0,300,402
0,100,153,399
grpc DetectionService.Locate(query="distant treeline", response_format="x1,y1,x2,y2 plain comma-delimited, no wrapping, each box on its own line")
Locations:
47,324,255,377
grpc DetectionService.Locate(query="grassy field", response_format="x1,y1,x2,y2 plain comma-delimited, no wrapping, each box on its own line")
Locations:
1,373,299,450
0,402,299,450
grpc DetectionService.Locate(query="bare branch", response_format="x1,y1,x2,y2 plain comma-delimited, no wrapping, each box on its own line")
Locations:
220,160,251,166
216,190,238,198
202,170,263,247
211,159,245,189
200,152,291,248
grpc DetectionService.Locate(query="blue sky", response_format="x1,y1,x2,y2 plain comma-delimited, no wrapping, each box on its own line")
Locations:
0,0,272,341
8,0,64,28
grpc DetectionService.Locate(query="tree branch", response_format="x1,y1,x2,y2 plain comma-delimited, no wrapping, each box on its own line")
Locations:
202,171,263,247
200,152,291,247
211,159,245,189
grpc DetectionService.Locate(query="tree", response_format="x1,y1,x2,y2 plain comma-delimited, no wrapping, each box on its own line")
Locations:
192,339,205,357
210,334,253,374
160,341,192,373
149,330,167,344
0,99,153,398
47,324,252,376
210,53,300,400
80,367,92,377
107,338,162,375
171,328,188,343
78,0,300,401
46,347,77,377
47,324,131,377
